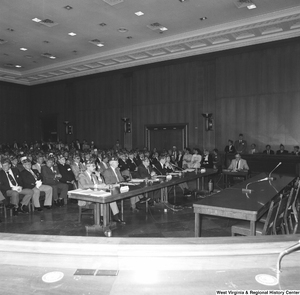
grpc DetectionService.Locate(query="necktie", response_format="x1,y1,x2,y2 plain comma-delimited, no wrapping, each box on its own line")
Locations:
236,160,239,169
113,169,120,182
91,173,96,184
7,172,17,186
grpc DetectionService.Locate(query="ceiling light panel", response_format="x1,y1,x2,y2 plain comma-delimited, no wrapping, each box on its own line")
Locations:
135,11,144,16
103,0,124,6
68,32,77,36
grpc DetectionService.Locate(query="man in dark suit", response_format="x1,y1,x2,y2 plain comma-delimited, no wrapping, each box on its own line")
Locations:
41,157,68,206
57,155,76,190
20,158,53,211
153,155,167,175
0,158,33,215
126,151,139,178
234,134,247,154
291,145,300,156
263,145,275,155
276,144,289,155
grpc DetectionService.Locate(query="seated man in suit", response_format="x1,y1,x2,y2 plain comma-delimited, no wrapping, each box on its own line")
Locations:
249,143,259,154
20,158,53,211
57,155,76,190
32,154,45,174
103,157,137,216
153,155,167,175
263,145,275,155
291,145,300,156
0,158,33,215
228,153,249,172
276,144,289,155
126,151,139,178
41,157,69,207
201,149,214,168
71,154,84,182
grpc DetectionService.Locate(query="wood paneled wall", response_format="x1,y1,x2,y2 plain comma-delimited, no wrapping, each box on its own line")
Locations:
0,82,30,144
2,37,299,153
215,39,300,152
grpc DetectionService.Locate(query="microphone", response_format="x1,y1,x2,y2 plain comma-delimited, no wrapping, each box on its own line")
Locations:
152,164,162,175
242,177,269,194
170,163,184,171
269,162,282,181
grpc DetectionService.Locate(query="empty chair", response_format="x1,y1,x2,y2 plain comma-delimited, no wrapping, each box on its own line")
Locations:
272,194,289,235
231,194,282,236
285,179,300,234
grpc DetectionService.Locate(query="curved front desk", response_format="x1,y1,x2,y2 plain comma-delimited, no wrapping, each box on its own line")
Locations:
0,233,299,294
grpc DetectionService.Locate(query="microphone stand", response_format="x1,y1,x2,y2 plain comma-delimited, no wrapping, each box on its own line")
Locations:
268,162,282,181
242,177,269,193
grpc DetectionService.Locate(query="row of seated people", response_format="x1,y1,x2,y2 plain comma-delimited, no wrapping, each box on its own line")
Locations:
225,140,300,155
0,145,220,223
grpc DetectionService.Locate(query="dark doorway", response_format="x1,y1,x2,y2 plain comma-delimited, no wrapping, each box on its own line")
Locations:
145,124,188,151
40,114,58,142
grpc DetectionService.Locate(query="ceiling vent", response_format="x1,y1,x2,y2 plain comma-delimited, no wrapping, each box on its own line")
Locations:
234,0,254,8
39,19,59,27
0,39,8,45
103,0,124,6
41,53,56,59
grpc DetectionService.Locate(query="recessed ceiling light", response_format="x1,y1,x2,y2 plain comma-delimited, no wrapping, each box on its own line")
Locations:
68,32,76,36
43,40,50,44
49,56,56,59
20,48,28,51
15,65,22,68
127,36,133,39
64,5,73,10
160,27,168,31
32,17,41,22
97,43,104,47
247,4,256,9
99,23,107,26
200,17,207,21
135,11,144,16
7,28,14,32
25,55,33,59
118,27,128,33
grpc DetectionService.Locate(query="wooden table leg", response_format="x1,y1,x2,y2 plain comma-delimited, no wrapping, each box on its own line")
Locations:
250,221,256,236
195,213,201,237
103,204,109,228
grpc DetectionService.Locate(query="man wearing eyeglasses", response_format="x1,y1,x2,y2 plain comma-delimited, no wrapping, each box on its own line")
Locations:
228,153,249,172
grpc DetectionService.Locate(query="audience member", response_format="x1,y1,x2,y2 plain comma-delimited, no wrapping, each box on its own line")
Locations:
276,144,289,155
291,145,300,156
182,148,192,169
188,148,202,169
201,149,213,168
224,140,236,154
57,155,76,190
249,143,259,154
263,145,274,155
20,158,53,211
41,157,68,206
0,158,33,215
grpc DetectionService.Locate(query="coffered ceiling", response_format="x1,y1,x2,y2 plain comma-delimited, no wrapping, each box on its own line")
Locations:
1,0,300,85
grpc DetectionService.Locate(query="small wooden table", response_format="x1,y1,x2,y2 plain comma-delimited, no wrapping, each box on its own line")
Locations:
193,173,295,237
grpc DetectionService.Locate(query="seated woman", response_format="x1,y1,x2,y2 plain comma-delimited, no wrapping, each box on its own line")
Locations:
188,148,202,169
182,148,192,169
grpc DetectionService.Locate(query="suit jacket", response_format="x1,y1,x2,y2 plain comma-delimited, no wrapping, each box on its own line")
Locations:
0,168,24,195
32,162,44,174
276,150,289,155
201,154,214,168
20,169,38,189
224,145,236,154
103,167,124,184
41,165,60,185
78,171,103,189
118,158,129,172
234,140,247,154
263,150,275,155
228,159,249,171
138,164,153,179
57,163,76,183
153,162,167,175
176,154,184,168
126,158,137,172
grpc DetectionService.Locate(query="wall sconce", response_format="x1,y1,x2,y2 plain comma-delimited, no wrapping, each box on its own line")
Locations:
202,113,213,131
121,118,131,133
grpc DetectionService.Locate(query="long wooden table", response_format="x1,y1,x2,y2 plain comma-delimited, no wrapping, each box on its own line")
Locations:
193,173,295,237
68,168,217,232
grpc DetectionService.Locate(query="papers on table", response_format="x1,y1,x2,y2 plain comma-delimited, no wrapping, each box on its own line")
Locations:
168,172,180,176
69,188,111,197
120,182,139,186
182,169,195,172
129,179,145,183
